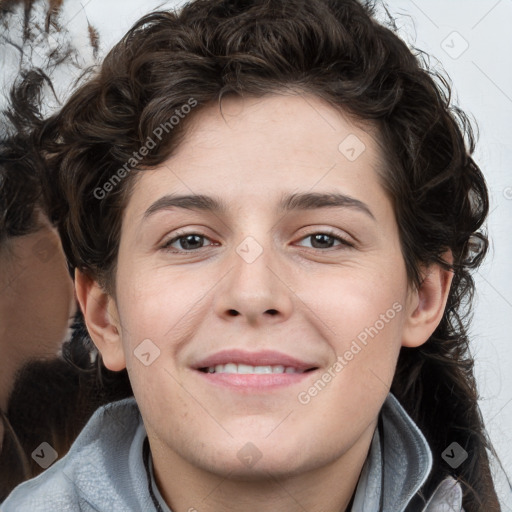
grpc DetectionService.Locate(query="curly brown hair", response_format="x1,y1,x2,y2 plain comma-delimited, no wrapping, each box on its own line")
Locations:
36,0,506,509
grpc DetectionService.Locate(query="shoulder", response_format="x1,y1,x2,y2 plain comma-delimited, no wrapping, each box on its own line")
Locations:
1,398,141,512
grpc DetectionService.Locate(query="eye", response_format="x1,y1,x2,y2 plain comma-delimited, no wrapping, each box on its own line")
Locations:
161,231,217,252
161,229,354,253
296,231,354,250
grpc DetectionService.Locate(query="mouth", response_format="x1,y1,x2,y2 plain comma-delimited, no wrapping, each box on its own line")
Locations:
198,364,317,374
192,349,319,391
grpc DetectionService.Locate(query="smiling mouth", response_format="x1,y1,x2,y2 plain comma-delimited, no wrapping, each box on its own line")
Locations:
198,363,318,374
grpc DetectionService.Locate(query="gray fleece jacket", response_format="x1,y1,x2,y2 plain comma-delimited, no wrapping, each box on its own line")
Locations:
1,393,465,511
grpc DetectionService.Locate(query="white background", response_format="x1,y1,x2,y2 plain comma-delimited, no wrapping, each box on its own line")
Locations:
3,0,511,506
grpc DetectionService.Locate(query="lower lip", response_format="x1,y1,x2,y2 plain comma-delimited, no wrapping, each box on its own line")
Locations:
194,370,315,391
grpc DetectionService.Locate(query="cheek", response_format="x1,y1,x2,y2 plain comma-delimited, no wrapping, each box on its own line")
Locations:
303,268,407,395
115,268,211,394
298,266,407,338
117,264,178,330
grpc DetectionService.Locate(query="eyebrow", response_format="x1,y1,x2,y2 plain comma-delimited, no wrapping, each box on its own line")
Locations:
143,192,375,221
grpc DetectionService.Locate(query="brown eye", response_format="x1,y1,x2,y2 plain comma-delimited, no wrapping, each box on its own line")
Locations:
162,232,214,252
296,231,354,250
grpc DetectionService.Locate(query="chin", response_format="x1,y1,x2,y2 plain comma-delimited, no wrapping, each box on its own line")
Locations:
200,454,306,481
188,436,316,480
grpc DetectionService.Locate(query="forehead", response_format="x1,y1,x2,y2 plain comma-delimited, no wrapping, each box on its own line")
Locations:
125,93,389,221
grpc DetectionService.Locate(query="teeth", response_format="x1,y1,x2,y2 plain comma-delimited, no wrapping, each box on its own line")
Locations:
222,363,238,373
205,363,303,374
238,363,254,374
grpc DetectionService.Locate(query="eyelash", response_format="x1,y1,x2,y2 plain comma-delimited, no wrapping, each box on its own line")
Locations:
161,229,355,253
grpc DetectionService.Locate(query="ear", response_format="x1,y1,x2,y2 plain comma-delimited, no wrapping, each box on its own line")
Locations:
75,269,126,371
401,251,454,348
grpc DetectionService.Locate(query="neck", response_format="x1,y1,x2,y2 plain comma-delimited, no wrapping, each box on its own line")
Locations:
150,419,377,512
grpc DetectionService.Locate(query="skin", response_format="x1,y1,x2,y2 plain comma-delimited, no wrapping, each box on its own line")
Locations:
0,212,76,415
77,93,453,512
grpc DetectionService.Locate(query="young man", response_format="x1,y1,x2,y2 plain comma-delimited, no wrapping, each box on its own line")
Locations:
2,0,503,510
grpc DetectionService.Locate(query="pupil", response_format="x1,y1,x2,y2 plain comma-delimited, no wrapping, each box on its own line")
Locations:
312,234,333,249
181,235,202,250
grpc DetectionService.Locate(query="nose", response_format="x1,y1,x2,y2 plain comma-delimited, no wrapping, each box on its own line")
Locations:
213,235,294,327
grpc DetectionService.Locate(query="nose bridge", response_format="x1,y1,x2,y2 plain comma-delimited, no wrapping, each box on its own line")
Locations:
228,207,277,278
215,230,294,323
232,232,279,296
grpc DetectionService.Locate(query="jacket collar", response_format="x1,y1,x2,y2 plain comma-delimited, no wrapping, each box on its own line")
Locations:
1,393,463,511
351,392,432,510
102,393,463,512
351,392,463,512
146,392,462,512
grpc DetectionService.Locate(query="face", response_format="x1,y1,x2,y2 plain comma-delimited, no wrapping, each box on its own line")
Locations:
85,93,449,480
0,212,76,411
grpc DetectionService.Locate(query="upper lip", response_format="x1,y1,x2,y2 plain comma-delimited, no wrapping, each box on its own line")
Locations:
192,349,319,371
